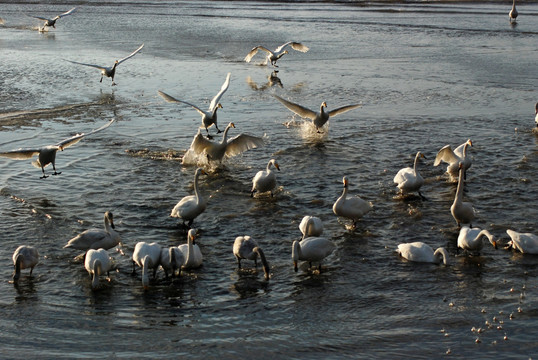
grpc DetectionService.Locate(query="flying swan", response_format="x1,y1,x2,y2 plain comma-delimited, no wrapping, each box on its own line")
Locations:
251,159,280,197
333,176,373,228
29,7,76,32
393,151,426,199
233,236,270,280
170,168,207,228
64,211,121,251
12,245,39,284
397,242,449,265
434,139,472,182
244,42,309,67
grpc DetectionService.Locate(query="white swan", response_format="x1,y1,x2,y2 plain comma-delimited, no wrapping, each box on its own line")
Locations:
394,151,426,199
434,139,472,182
132,242,162,289
457,226,496,253
509,0,518,23
84,248,113,290
299,216,323,239
233,236,270,280
244,41,309,67
251,159,280,197
534,102,538,128
292,237,335,272
187,122,264,164
170,168,207,227
66,44,144,86
397,242,449,265
64,211,121,251
451,163,475,228
333,176,373,228
159,246,185,278
273,94,361,133
29,7,76,31
158,73,231,139
506,229,538,254
12,245,39,284
0,119,115,179
178,229,203,269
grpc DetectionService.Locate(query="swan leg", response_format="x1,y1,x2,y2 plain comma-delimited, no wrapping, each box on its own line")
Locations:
250,189,256,198
418,191,428,201
100,76,103,83
205,128,214,140
131,261,137,276
236,257,242,269
187,219,194,228
52,163,61,176
40,167,48,179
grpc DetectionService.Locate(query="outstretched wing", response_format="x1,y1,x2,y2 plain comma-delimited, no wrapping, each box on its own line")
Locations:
190,129,213,154
117,44,144,65
328,104,362,117
434,145,458,166
29,15,50,21
275,41,309,53
244,46,272,62
209,72,231,111
65,59,107,71
273,94,317,120
0,148,40,160
58,7,77,18
56,119,115,149
225,134,264,157
157,91,206,116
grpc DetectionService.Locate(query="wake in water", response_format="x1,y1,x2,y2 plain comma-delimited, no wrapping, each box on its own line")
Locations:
284,118,329,142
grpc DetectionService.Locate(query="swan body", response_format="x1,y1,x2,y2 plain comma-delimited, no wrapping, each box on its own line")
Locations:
299,216,323,239
64,211,121,251
251,159,280,197
29,7,76,31
292,237,335,272
451,163,475,228
159,247,185,278
84,248,113,290
0,119,115,179
66,44,144,86
132,242,162,289
434,139,472,181
509,0,518,23
178,229,203,269
12,245,39,283
534,102,538,128
233,236,270,280
158,73,231,138
187,122,264,164
397,242,450,265
171,168,207,227
457,226,496,253
394,151,426,198
273,94,361,133
244,41,309,67
333,176,373,228
506,230,538,254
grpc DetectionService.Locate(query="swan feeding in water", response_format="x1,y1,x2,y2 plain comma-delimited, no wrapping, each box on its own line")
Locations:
170,168,207,228
509,0,518,23
457,226,497,254
233,236,270,280
158,73,231,139
450,163,475,228
397,242,450,265
333,176,373,229
292,237,335,273
159,246,185,278
506,229,538,254
434,139,472,182
394,151,426,199
178,229,203,269
65,44,144,86
64,211,121,251
0,119,115,179
84,248,113,290
29,7,76,32
299,216,324,240
12,245,39,284
132,242,162,289
251,159,280,197
244,41,309,67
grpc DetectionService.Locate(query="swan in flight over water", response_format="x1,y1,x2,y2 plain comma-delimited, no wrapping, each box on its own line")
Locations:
292,237,335,273
333,176,373,229
178,229,203,269
394,151,426,199
299,216,324,240
434,139,472,182
451,163,475,228
251,159,280,197
233,236,270,280
12,245,39,284
457,226,496,254
397,242,449,265
66,44,144,86
509,0,518,23
158,73,231,139
0,119,115,178
64,211,121,252
273,94,361,133
170,168,207,228
132,242,162,289
506,230,538,254
244,41,309,67
84,249,113,290
29,7,76,32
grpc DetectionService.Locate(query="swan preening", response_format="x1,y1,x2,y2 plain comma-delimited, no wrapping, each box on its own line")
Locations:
506,229,538,254
132,242,162,289
244,42,309,67
397,242,450,265
170,168,207,227
299,216,324,239
509,0,518,23
29,7,76,31
178,229,203,269
457,226,496,253
273,95,361,133
158,73,231,139
233,236,270,280
0,119,115,179
66,44,144,86
292,237,335,273
64,211,121,251
84,249,113,290
251,159,280,197
394,151,426,199
333,176,373,228
12,245,39,284
434,139,472,182
451,163,475,228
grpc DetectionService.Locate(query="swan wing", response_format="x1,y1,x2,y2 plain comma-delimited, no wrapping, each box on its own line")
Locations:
434,145,458,166
244,46,272,62
273,95,317,120
158,91,206,116
190,130,212,154
58,7,77,18
275,42,309,53
225,134,264,157
328,104,362,117
0,148,40,160
393,167,413,184
209,72,231,111
64,59,108,71
29,15,50,21
117,44,144,65
56,119,115,149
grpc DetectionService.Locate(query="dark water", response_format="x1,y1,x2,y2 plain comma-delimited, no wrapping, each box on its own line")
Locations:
0,1,537,358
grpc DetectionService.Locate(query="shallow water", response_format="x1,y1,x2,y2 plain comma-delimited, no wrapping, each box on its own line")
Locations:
0,1,537,358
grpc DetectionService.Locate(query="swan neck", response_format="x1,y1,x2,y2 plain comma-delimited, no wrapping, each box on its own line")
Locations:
92,259,102,288
222,125,233,143
254,247,270,280
454,168,465,203
193,171,201,203
13,255,22,281
434,248,449,265
413,153,420,174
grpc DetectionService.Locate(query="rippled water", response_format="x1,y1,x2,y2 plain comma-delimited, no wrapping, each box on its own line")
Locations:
1,1,537,358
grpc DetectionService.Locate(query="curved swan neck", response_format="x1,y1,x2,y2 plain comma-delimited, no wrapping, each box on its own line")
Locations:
92,259,102,288
454,166,465,203
413,152,421,174
475,230,495,245
254,247,270,280
13,255,22,281
193,170,202,203
222,124,234,143
434,248,449,265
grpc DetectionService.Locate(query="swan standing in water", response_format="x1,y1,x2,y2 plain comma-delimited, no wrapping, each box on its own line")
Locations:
132,242,162,289
457,226,497,254
29,7,76,32
509,0,518,23
333,176,373,229
84,249,113,290
0,119,115,179
12,245,39,284
159,247,185,278
273,95,361,133
292,237,335,273
170,168,207,228
64,211,121,251
233,236,270,280
66,44,144,86
397,242,450,265
534,102,538,128
434,139,472,182
178,229,203,269
394,151,426,199
299,216,324,239
158,73,231,139
506,230,538,254
451,163,475,228
251,159,280,197
244,42,309,67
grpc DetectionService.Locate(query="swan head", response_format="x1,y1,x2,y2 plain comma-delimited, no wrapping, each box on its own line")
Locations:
217,103,223,109
342,176,349,188
270,159,280,171
188,228,197,244
535,102,538,114
227,122,236,129
321,102,327,110
105,211,115,229
417,152,426,160
195,167,207,177
466,139,473,147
